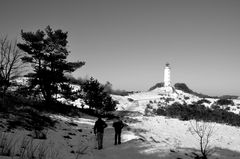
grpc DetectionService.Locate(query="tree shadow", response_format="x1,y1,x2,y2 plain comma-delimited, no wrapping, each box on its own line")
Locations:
118,140,240,159
167,147,240,159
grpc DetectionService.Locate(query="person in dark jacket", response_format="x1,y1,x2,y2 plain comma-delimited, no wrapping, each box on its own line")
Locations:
93,117,107,150
112,117,125,145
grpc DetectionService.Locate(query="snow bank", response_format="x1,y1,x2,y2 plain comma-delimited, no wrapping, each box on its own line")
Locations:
128,116,240,152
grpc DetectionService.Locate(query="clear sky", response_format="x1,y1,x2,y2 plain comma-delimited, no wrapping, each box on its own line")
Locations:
1,0,240,96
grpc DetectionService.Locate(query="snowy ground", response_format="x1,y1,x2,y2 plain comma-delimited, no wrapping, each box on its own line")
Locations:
1,86,240,159
83,115,240,159
1,112,240,159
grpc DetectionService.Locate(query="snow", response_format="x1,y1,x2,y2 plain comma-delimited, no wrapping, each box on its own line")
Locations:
11,77,240,114
111,87,240,115
2,83,240,159
129,116,240,151
1,112,240,159
121,131,140,143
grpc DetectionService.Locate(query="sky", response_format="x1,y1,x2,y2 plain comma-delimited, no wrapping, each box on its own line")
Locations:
0,0,240,96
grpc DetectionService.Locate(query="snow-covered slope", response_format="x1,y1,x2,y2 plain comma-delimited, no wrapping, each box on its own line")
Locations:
11,77,240,114
129,116,240,151
112,87,240,115
3,113,240,159
4,78,240,159
2,107,240,159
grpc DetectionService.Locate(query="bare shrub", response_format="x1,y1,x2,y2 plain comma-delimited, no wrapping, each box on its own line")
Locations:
19,137,52,159
0,132,18,157
0,37,26,107
36,141,49,159
189,120,216,159
0,133,62,159
32,129,48,140
19,136,30,158
25,138,39,159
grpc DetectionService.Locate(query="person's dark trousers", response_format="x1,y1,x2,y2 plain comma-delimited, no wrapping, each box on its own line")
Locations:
114,131,121,145
97,132,103,149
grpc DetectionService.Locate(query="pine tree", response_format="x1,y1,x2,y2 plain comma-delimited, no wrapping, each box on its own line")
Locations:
17,26,85,102
80,77,116,112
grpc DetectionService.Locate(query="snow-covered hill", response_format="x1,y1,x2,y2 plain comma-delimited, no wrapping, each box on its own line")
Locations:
112,87,240,115
11,77,240,114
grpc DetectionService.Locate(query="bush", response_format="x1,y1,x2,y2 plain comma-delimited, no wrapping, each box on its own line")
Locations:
184,96,190,100
220,95,238,99
148,82,164,91
216,99,234,106
174,83,193,94
157,102,162,107
197,99,211,105
102,96,117,112
128,98,134,102
7,107,55,131
154,107,166,116
31,129,48,139
102,81,129,96
165,98,174,103
211,105,220,110
0,91,82,117
154,103,240,127
144,107,151,116
225,107,230,111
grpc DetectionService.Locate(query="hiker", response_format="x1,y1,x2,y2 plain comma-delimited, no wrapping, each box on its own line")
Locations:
93,116,107,150
112,117,125,145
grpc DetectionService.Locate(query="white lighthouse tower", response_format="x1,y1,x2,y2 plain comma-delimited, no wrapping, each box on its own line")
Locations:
163,63,174,93
164,63,171,87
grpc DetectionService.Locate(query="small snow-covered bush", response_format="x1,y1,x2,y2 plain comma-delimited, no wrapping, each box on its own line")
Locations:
211,105,220,110
225,107,230,111
196,99,211,105
128,98,134,102
216,99,234,106
153,107,166,116
144,104,153,116
184,96,190,100
165,98,174,103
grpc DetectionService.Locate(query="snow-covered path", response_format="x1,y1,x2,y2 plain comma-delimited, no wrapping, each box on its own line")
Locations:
1,113,240,159
81,127,171,159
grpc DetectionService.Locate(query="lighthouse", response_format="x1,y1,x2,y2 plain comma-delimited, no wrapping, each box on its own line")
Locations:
164,63,171,87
